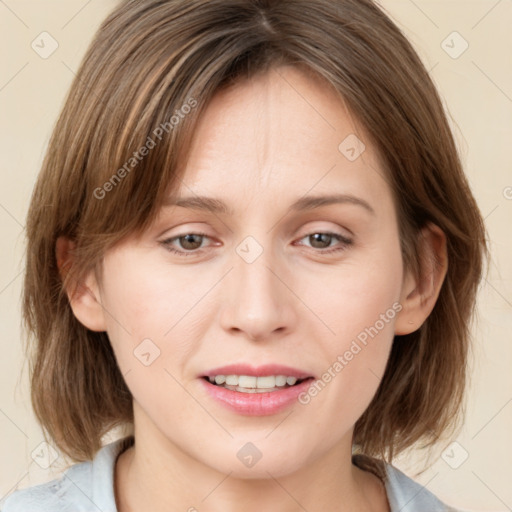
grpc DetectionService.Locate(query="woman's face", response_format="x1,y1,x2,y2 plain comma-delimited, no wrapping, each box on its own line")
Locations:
93,65,409,477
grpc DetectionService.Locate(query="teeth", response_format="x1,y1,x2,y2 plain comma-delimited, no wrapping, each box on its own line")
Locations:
207,374,301,389
239,375,257,388
225,375,238,385
256,375,275,388
275,375,287,386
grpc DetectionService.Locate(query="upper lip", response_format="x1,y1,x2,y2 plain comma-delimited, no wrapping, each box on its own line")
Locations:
202,363,314,380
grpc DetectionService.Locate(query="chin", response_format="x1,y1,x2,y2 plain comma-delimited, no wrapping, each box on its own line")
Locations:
203,437,314,479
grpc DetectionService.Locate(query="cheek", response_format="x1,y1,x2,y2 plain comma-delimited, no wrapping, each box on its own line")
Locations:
305,236,403,345
97,258,197,420
296,237,402,416
97,251,217,387
97,253,174,372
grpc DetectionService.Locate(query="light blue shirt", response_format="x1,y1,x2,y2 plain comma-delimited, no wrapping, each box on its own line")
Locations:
1,437,460,511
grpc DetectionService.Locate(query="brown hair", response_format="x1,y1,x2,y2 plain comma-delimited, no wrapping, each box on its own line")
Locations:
23,0,488,463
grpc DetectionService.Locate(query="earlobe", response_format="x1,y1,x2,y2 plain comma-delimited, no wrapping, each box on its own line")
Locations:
394,223,448,335
55,236,107,332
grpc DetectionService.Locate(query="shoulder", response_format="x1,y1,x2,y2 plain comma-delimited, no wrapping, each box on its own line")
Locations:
1,437,133,512
384,463,463,512
1,471,84,512
1,461,94,512
352,454,464,512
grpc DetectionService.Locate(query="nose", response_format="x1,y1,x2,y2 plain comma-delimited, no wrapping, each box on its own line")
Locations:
219,241,297,342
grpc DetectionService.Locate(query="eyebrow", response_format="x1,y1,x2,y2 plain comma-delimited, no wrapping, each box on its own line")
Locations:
164,193,375,216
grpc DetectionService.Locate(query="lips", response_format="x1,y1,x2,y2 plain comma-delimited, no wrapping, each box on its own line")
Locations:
199,363,315,415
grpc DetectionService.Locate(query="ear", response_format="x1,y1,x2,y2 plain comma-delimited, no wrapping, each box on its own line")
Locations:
394,222,448,335
56,236,107,332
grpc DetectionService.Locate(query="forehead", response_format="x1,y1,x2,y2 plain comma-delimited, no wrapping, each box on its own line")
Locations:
170,66,392,215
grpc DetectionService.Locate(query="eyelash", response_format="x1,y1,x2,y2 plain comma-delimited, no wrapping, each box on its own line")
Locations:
160,231,353,257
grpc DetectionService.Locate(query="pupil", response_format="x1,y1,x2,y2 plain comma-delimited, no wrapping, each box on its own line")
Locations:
311,233,331,248
181,234,202,250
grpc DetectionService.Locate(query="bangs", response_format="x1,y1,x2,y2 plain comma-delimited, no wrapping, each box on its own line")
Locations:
64,5,294,254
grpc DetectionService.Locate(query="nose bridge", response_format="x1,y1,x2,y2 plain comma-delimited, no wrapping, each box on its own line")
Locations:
220,234,294,340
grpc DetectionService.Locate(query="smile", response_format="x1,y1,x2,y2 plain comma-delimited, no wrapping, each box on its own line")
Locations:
200,364,315,415
205,374,305,393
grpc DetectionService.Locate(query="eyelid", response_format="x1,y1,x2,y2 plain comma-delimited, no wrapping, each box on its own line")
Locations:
294,231,353,252
160,229,353,257
295,221,353,239
161,230,211,246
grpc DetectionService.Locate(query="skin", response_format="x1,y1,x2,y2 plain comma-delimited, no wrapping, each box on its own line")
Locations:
59,65,447,512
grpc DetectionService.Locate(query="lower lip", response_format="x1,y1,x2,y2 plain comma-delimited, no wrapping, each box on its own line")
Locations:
199,378,314,416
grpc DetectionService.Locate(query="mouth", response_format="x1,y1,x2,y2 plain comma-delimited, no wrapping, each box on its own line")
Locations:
199,364,315,415
202,374,311,393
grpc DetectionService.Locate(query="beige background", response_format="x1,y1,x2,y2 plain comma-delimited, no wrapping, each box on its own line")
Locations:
0,1,511,510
